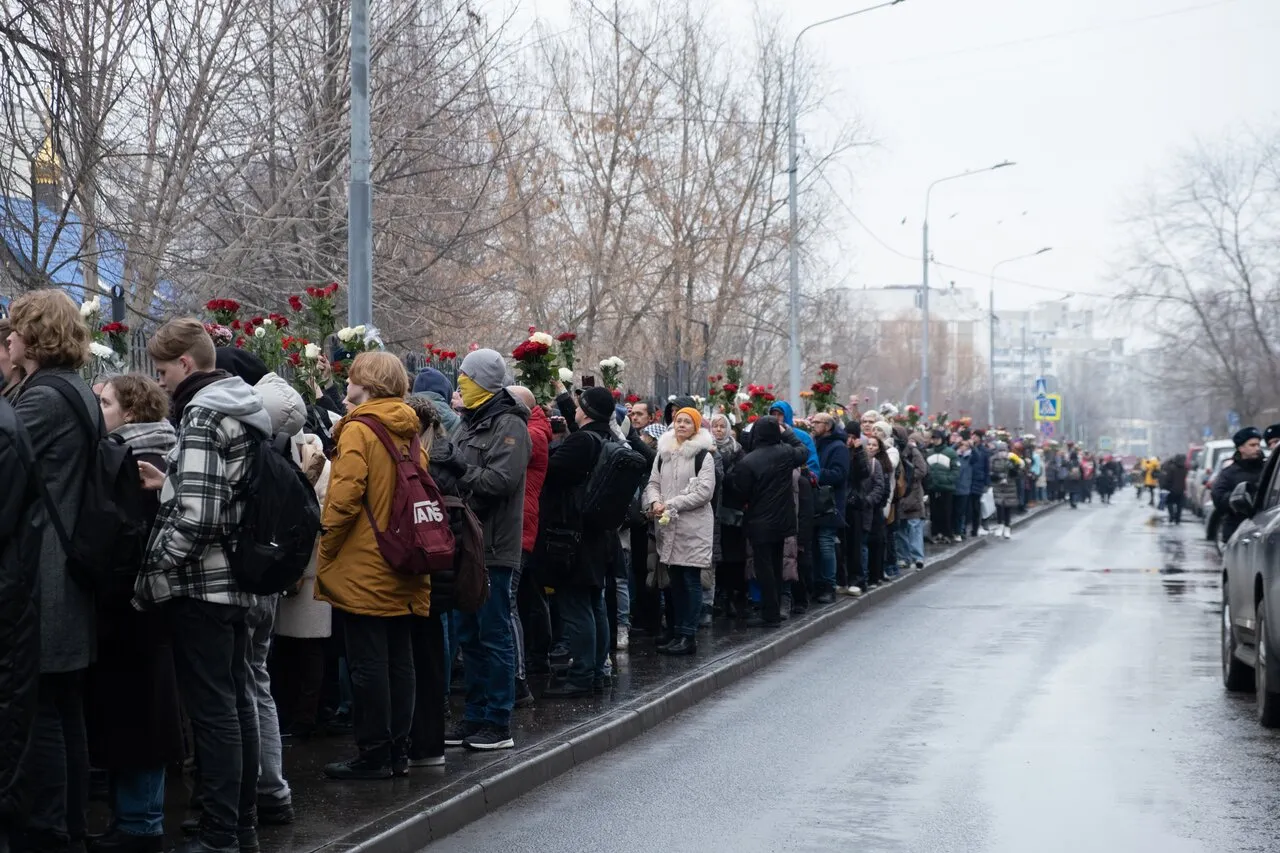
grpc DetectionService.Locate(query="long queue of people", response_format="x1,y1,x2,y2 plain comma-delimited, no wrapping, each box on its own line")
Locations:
0,289,1060,853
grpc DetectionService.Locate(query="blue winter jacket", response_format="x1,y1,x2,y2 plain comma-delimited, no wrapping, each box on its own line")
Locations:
814,426,850,528
769,401,821,474
969,444,991,495
955,450,974,496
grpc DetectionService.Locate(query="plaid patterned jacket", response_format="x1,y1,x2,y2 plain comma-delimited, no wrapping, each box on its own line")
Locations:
136,404,260,608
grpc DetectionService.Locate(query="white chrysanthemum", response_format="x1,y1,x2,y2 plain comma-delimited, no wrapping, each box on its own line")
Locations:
530,331,554,347
90,341,115,359
80,296,101,318
261,318,273,327
353,324,367,336
337,327,356,343
303,342,321,359
254,326,267,338
558,367,574,382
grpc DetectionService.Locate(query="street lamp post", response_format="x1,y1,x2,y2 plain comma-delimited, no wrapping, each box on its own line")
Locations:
788,0,904,409
920,161,1014,414
987,246,1052,427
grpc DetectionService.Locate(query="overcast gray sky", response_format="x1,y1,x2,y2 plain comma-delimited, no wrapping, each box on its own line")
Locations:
518,0,1280,315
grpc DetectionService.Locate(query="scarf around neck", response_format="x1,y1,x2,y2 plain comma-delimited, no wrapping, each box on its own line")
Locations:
113,419,178,458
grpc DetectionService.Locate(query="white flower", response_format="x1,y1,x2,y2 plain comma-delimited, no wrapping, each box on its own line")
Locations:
303,342,321,360
668,395,677,402
254,326,267,338
261,318,273,327
89,341,115,359
530,331,554,347
80,296,101,318
337,327,356,343
353,324,367,336
558,367,574,383
600,356,626,371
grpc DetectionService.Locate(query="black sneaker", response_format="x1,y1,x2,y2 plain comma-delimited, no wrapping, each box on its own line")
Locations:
514,678,535,708
463,725,514,751
543,681,591,699
256,798,294,826
323,754,393,780
657,636,696,656
444,719,483,747
237,827,260,853
177,838,237,853
88,829,164,853
815,591,835,604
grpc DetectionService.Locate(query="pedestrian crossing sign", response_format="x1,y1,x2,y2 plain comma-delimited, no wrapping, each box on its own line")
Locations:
1034,394,1062,422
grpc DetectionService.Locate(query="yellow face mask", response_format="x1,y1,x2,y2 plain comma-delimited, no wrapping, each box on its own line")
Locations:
458,374,495,411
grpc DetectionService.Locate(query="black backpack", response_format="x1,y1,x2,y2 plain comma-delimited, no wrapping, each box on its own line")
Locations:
579,432,649,529
223,432,322,595
25,374,149,606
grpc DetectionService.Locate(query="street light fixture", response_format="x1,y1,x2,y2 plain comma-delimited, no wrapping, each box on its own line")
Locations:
787,0,905,409
987,246,1052,427
920,160,1015,413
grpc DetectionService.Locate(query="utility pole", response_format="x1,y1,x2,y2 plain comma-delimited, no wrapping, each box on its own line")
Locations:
347,0,373,328
1019,323,1027,428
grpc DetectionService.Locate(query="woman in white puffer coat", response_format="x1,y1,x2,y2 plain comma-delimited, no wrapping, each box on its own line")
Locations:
642,407,716,657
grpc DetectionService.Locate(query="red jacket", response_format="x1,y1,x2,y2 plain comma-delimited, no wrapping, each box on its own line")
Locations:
521,405,552,553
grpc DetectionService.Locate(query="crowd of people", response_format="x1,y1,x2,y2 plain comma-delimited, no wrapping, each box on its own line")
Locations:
0,288,1137,853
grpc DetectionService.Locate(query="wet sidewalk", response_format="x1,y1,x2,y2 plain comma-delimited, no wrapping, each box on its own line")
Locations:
138,506,1057,852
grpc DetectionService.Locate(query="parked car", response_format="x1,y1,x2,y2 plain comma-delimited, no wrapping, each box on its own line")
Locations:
1221,449,1280,726
1192,439,1236,520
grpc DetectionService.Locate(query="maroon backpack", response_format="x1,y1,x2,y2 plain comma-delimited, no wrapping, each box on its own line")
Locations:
353,416,455,575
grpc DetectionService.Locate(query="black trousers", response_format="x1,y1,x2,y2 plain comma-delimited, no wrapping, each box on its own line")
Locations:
168,598,256,848
517,551,552,673
343,612,414,761
752,540,786,624
967,492,984,536
409,614,445,760
841,518,863,589
17,671,89,850
930,491,953,538
1167,493,1184,524
271,636,326,730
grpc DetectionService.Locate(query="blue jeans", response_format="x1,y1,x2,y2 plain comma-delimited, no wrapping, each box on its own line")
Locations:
114,768,165,836
457,566,516,728
816,527,839,591
894,518,925,566
667,566,702,638
859,544,869,587
617,548,632,629
441,611,460,698
559,585,608,687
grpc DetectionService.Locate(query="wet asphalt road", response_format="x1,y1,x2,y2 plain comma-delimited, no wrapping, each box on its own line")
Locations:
428,500,1280,853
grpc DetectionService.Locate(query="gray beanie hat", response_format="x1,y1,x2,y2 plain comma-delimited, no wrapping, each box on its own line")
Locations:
459,348,510,393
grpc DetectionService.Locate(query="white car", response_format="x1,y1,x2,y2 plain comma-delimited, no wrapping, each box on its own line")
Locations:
1191,439,1236,519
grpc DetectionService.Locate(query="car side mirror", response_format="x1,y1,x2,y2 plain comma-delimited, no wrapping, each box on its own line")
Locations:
1229,481,1255,517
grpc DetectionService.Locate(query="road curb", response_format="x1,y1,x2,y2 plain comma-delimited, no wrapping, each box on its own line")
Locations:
347,503,1061,851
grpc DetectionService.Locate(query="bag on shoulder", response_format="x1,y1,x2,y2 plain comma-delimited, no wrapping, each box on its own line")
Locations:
225,432,322,595
353,416,455,576
579,433,649,529
26,374,148,606
444,494,488,612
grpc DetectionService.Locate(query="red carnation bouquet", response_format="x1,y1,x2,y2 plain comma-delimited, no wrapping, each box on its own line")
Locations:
288,283,339,346
514,329,556,403
205,298,240,326
809,362,839,413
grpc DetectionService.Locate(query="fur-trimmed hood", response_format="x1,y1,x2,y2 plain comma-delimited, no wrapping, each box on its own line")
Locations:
657,427,715,459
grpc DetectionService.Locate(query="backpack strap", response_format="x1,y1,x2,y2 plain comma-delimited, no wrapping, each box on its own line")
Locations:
353,415,415,460
26,373,105,442
656,447,707,476
5,401,74,552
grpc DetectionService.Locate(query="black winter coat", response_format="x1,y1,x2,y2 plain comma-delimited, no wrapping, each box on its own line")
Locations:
717,444,748,564
538,419,618,588
844,443,874,532
730,442,807,544
815,428,850,528
1213,453,1266,543
426,435,469,612
87,450,185,771
0,399,40,825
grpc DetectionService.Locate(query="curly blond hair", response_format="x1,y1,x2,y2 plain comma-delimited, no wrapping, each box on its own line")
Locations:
8,289,90,369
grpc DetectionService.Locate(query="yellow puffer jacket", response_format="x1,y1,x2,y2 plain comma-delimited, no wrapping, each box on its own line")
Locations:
1142,458,1160,487
315,397,432,617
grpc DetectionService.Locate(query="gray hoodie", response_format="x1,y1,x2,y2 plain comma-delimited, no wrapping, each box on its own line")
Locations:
138,376,271,608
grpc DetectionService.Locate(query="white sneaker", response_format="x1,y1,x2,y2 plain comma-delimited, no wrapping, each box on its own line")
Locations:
1002,525,1012,539
845,585,863,597
615,626,629,651
835,585,848,595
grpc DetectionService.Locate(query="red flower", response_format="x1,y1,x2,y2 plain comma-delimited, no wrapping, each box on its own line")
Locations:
723,383,738,393
306,286,321,298
100,322,128,334
269,313,288,329
528,325,537,334
234,336,245,348
230,319,241,330
288,294,304,312
811,382,823,393
767,384,775,391
612,388,622,399
205,298,240,313
763,393,775,402
725,358,743,367
289,352,302,366
512,340,550,360
708,374,717,382
281,336,295,348
748,414,759,423
249,316,264,327
325,283,339,296
907,405,920,414
738,402,752,413
625,393,641,404
820,362,839,371
557,332,577,342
